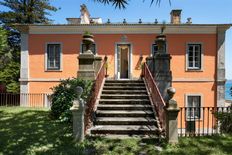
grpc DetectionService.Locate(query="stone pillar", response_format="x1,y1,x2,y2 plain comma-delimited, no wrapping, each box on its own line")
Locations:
165,87,180,143
153,33,172,102
78,53,95,80
20,32,29,107
70,86,85,141
216,26,228,107
77,33,102,80
94,56,103,74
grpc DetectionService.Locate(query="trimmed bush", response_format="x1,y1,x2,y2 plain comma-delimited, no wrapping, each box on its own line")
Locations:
50,78,93,122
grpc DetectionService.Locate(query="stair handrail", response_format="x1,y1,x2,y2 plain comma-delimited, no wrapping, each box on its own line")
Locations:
85,56,107,134
142,63,166,131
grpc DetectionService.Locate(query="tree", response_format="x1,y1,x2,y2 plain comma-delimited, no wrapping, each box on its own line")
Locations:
0,27,20,93
0,0,58,24
0,0,58,93
93,0,171,9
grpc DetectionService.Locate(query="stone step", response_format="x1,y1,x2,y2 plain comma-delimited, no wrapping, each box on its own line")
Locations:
102,90,147,94
99,99,150,104
103,86,146,90
92,134,159,140
90,125,159,135
100,94,149,99
95,117,157,125
104,83,145,86
105,80,144,83
96,110,154,117
97,104,152,110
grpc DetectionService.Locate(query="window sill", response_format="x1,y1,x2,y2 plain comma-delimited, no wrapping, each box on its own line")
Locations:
186,69,203,72
45,70,63,72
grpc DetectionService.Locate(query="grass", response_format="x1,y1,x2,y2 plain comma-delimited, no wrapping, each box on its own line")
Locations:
0,107,231,155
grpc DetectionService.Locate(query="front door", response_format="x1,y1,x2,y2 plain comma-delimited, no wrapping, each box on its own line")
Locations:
117,44,130,79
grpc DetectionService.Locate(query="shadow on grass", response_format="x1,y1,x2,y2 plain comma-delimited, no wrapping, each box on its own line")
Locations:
161,135,232,155
0,107,91,155
0,107,231,155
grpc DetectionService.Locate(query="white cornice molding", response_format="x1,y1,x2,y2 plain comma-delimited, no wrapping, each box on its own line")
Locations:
27,25,220,34
172,78,215,82
19,78,65,82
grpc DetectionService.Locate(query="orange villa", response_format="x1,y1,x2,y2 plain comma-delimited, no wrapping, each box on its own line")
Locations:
16,6,231,135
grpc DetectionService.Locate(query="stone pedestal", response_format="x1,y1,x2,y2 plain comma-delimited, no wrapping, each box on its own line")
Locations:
94,56,103,74
78,53,102,80
154,53,172,102
70,99,85,142
70,86,85,142
165,97,180,143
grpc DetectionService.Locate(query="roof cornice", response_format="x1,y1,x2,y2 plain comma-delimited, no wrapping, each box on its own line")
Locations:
14,23,232,35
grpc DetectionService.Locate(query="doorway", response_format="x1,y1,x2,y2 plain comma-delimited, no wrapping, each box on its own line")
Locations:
116,44,131,79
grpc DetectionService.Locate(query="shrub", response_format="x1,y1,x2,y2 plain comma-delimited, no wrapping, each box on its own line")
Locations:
50,78,93,122
215,106,232,134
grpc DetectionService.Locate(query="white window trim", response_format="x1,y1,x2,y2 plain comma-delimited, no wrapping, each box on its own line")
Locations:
185,93,204,120
45,42,63,71
114,42,133,80
80,43,97,55
185,42,204,71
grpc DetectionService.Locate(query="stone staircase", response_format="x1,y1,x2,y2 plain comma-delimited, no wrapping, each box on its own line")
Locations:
90,80,159,137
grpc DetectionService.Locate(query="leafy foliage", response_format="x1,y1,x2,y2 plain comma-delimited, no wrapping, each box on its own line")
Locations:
94,0,171,9
50,78,93,122
0,0,58,24
0,0,58,93
215,106,232,134
0,27,20,93
0,27,11,65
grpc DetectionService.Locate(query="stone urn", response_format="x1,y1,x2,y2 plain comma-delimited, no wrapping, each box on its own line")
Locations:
82,32,94,54
155,34,166,53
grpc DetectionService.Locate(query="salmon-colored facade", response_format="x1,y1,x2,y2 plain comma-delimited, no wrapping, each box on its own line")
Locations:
24,32,218,108
18,7,231,112
18,25,230,107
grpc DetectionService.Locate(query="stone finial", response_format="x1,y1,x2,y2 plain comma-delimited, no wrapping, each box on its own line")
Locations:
154,19,158,24
75,86,83,99
167,87,176,100
123,19,127,24
186,17,192,24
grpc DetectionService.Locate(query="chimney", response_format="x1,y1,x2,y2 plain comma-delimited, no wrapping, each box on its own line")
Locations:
170,9,182,24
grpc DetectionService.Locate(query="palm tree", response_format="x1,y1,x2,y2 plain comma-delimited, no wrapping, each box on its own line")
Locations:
93,0,171,9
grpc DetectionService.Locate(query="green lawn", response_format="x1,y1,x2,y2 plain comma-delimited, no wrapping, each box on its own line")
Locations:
0,107,231,155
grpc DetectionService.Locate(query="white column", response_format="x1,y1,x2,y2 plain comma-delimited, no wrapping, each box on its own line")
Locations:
216,26,228,107
20,33,29,107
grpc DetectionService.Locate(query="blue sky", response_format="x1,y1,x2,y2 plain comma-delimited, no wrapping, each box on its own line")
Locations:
1,0,232,79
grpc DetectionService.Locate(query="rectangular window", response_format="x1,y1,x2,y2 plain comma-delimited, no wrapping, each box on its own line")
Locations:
81,43,96,54
47,44,61,70
187,96,201,119
187,44,202,70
